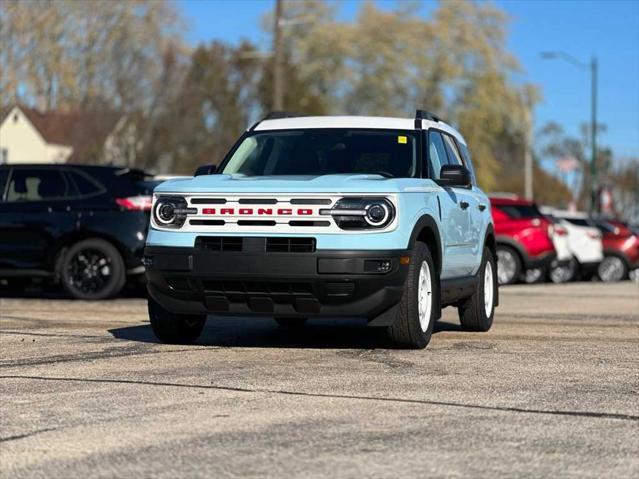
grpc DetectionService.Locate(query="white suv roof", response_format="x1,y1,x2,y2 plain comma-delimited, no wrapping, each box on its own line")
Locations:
253,115,467,146
541,207,593,220
551,209,589,219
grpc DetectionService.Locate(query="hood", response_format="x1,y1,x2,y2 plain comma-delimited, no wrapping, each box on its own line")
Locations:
154,174,428,194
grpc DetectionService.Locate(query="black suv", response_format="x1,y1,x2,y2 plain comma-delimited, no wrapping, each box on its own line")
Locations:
0,164,160,299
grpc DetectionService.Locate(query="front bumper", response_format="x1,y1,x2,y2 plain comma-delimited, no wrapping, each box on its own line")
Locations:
145,243,410,323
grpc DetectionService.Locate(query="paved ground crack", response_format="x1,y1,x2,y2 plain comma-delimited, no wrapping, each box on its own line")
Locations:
2,374,637,422
0,427,57,443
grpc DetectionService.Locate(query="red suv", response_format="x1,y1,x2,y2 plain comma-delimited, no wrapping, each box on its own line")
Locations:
490,196,556,284
594,220,639,282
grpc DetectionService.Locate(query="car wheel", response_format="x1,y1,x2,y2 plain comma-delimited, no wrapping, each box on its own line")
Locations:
274,317,307,328
60,238,126,300
386,241,437,349
496,245,521,285
523,267,545,284
549,258,577,284
148,297,206,344
458,247,496,332
598,254,628,282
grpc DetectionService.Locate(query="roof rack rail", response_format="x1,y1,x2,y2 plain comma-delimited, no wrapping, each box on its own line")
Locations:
264,111,302,120
415,109,442,123
249,111,303,131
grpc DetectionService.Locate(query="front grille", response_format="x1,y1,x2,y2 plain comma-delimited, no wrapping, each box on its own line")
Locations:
265,237,316,253
195,237,315,253
190,198,226,204
190,220,225,226
288,221,331,227
237,220,276,227
195,236,243,252
326,282,355,297
202,280,313,296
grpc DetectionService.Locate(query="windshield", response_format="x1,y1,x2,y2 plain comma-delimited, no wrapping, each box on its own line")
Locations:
221,129,418,178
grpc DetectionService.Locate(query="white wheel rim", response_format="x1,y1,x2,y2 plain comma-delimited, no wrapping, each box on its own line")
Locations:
418,261,433,332
497,250,516,284
484,261,494,317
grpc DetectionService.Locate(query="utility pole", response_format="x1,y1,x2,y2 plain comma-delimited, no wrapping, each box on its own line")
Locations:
524,101,533,200
272,0,284,111
590,56,598,215
540,51,599,214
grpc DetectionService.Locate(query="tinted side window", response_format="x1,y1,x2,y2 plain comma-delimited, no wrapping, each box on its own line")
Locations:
443,134,463,166
6,169,69,202
427,131,449,179
67,170,103,196
457,142,477,186
0,169,8,201
497,204,542,219
562,217,593,227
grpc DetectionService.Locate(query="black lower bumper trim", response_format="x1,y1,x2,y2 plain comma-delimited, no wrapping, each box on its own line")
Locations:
145,245,410,323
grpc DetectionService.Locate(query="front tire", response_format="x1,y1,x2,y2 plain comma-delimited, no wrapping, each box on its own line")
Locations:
60,238,126,300
148,297,206,344
496,245,521,285
458,247,496,332
523,267,545,284
386,242,438,349
598,254,628,282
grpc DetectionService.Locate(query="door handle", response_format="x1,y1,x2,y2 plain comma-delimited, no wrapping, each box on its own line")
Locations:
460,201,470,210
478,203,486,211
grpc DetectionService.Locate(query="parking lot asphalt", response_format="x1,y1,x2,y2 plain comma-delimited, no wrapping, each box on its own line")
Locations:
1,281,638,478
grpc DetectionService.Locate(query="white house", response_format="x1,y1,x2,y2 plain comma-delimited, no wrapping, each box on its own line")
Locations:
0,105,126,165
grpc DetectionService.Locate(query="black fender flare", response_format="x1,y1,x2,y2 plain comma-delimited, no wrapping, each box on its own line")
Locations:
482,223,499,306
483,223,496,253
408,215,443,320
408,215,443,275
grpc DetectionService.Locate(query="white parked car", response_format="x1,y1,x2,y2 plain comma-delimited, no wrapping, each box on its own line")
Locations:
523,218,572,283
541,208,603,283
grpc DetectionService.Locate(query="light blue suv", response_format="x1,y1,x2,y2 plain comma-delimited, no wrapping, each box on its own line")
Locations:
144,110,497,348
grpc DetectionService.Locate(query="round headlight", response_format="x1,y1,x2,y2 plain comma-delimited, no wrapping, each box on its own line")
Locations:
329,197,395,230
158,203,176,223
153,196,188,228
365,202,391,226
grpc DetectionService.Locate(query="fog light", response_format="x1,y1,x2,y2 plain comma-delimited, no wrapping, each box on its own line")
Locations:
378,260,392,272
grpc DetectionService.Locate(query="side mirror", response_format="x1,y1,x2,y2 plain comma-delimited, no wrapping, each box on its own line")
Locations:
194,164,217,176
437,164,471,188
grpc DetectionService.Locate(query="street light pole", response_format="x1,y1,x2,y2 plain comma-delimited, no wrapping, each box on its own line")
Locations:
272,0,284,111
590,56,598,214
524,104,533,200
540,51,599,214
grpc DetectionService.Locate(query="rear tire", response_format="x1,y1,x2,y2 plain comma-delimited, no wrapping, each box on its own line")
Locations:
496,245,521,285
458,247,496,332
60,238,126,300
386,242,437,349
549,257,577,284
148,297,206,344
